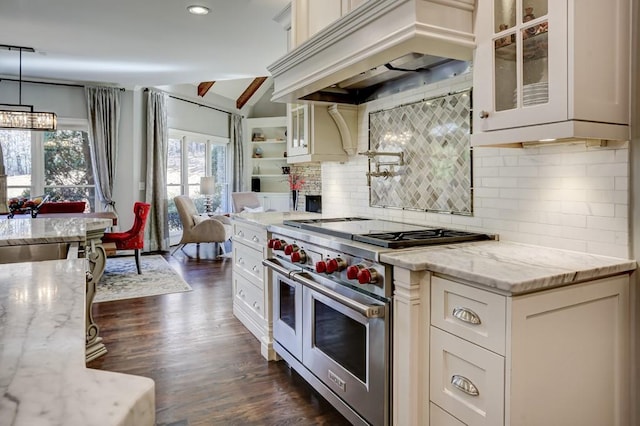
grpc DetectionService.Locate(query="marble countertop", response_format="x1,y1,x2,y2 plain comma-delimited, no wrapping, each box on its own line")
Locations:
232,211,322,228
0,218,112,246
381,240,637,295
0,259,155,425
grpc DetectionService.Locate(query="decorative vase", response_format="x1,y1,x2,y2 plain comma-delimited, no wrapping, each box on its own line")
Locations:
291,190,298,211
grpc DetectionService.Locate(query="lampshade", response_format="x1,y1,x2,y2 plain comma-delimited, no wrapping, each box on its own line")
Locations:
0,44,57,131
200,176,216,195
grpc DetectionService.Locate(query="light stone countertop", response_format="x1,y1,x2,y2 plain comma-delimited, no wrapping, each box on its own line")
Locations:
231,211,323,228
381,240,637,295
0,259,155,426
0,218,112,246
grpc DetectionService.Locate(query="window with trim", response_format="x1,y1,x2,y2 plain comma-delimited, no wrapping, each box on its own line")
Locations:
0,125,95,211
167,129,229,242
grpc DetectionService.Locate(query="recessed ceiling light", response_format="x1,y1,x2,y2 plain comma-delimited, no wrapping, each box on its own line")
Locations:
188,5,210,15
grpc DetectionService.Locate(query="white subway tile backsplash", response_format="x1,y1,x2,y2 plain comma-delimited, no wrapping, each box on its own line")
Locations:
586,163,628,177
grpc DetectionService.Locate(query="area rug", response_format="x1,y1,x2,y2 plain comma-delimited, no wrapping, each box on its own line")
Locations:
95,255,192,303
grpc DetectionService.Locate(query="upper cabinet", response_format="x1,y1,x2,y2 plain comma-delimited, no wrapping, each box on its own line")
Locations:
472,0,631,146
291,0,369,48
287,103,357,164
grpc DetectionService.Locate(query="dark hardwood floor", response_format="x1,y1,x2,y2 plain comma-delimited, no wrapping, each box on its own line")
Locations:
87,244,351,426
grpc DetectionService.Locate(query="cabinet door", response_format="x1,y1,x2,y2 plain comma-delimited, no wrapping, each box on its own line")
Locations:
287,104,310,158
473,0,567,132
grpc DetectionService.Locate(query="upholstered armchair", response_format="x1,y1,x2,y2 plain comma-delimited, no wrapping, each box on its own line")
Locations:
172,195,232,258
231,191,267,213
101,202,151,274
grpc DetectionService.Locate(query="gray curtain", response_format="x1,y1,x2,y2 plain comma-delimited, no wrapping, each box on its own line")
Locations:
145,90,170,252
85,86,121,212
231,113,244,192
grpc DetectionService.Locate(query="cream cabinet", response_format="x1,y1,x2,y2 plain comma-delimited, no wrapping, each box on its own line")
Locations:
393,269,630,425
290,0,369,47
287,102,357,163
472,0,630,146
231,219,278,360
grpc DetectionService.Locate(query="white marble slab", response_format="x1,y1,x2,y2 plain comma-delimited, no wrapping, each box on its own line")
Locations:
381,241,637,294
232,211,322,228
0,259,155,425
0,218,86,246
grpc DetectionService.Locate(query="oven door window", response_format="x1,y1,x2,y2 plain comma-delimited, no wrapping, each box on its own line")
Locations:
279,280,296,329
314,298,367,382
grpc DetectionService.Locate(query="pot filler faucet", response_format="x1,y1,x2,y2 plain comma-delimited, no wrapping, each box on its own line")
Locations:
359,150,405,185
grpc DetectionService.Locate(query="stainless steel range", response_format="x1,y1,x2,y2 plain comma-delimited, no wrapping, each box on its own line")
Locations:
263,217,492,426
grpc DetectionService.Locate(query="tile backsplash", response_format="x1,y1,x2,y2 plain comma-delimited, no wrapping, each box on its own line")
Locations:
368,90,472,214
322,72,630,258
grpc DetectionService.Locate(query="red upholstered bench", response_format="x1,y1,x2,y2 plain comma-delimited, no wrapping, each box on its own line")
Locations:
38,201,86,214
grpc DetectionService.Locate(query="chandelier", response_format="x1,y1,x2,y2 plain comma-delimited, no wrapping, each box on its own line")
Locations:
0,44,57,131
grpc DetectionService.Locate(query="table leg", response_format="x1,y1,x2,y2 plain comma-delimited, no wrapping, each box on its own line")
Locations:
85,231,108,362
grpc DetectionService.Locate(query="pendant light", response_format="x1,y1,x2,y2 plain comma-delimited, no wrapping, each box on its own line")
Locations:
0,44,57,131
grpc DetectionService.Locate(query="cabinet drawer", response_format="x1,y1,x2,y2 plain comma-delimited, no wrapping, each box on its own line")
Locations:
430,327,504,426
431,276,506,355
233,222,266,249
233,242,264,285
430,402,466,426
234,272,265,321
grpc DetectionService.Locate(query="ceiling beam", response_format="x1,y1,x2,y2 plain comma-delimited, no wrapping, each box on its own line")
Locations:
197,81,215,97
236,77,268,109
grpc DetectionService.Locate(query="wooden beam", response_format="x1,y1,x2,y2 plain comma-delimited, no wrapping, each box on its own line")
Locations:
236,77,268,109
197,81,215,97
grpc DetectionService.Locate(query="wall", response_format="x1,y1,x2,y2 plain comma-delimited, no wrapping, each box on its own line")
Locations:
323,72,631,259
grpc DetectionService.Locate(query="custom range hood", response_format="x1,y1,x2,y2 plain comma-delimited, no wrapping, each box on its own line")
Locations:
268,0,476,105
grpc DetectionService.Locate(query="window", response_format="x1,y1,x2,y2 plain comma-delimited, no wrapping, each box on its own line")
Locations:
0,124,95,211
167,129,230,242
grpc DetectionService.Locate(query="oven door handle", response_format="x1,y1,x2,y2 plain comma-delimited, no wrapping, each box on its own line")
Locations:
262,258,299,278
263,258,385,319
292,271,385,319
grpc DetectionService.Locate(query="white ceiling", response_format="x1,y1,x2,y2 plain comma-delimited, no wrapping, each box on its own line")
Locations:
0,0,290,95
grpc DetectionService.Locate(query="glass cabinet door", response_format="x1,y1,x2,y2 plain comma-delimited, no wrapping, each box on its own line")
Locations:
474,0,565,133
287,104,309,157
494,0,548,112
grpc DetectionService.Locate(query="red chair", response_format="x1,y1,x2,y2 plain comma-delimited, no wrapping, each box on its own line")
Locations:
101,202,151,274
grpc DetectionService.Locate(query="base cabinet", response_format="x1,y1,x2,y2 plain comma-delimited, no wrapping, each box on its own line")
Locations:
231,219,277,360
393,270,630,425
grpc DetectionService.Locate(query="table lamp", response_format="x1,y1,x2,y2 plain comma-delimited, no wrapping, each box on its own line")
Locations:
200,176,216,213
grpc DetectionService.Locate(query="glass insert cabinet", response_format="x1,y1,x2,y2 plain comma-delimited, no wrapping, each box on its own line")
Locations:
474,0,565,132
472,0,630,145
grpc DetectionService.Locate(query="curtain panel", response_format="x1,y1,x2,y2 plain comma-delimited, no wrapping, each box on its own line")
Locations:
231,113,244,192
85,86,121,212
145,90,170,252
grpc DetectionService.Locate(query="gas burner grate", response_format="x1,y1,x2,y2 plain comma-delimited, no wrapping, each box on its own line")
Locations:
354,229,492,248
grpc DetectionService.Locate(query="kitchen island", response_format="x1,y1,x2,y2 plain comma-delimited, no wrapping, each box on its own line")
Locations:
0,259,155,426
0,217,113,361
383,240,635,426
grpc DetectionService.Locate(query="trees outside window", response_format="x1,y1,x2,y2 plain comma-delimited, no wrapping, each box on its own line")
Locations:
0,128,95,211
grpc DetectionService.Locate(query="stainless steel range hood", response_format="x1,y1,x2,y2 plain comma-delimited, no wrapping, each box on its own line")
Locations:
268,0,476,105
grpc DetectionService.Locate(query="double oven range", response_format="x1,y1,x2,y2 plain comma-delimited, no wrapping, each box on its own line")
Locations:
263,218,492,426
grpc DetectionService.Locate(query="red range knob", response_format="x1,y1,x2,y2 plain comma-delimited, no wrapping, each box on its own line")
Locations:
326,258,347,274
272,240,285,250
346,265,361,280
267,239,277,248
315,261,327,273
291,250,307,263
284,244,298,255
357,268,379,285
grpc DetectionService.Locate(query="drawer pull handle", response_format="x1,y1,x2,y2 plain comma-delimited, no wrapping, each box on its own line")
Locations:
238,257,244,265
252,236,259,242
452,307,481,325
237,230,245,237
238,289,245,297
252,301,259,309
252,265,259,273
451,375,479,396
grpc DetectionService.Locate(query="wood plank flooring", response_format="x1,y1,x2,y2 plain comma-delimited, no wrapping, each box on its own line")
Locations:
87,245,351,425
